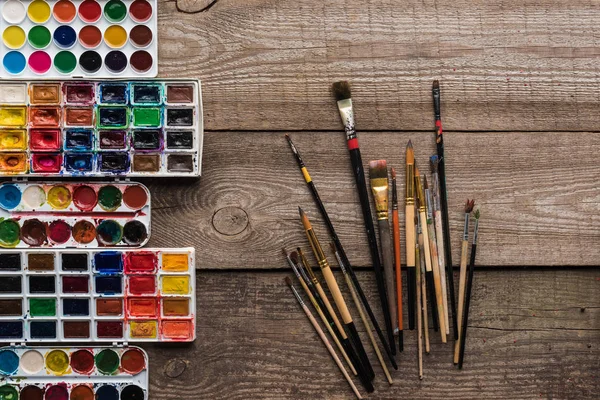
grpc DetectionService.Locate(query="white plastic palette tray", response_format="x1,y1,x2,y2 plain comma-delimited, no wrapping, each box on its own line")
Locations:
0,345,149,400
0,0,158,78
0,247,196,342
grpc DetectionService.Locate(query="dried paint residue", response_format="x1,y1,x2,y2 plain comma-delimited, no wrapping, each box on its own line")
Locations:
161,253,188,272
161,276,189,295
161,320,192,340
129,321,157,338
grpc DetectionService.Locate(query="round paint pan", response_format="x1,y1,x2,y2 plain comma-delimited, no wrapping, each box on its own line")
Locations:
53,0,77,23
73,185,98,211
130,50,153,73
120,348,146,375
70,349,94,374
2,0,26,24
129,25,153,49
78,25,102,49
78,0,102,23
129,0,152,22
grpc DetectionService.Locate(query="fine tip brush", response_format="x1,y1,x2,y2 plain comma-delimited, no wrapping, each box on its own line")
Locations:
284,277,363,400
332,81,396,355
455,199,475,364
405,140,417,331
390,167,404,352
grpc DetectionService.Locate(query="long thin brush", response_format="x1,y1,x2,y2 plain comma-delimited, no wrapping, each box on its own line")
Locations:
433,80,458,340
332,81,396,356
454,199,475,364
458,209,480,369
285,134,397,369
391,167,404,352
417,213,430,354
415,216,424,378
331,243,393,385
283,248,357,375
405,141,417,330
285,277,363,399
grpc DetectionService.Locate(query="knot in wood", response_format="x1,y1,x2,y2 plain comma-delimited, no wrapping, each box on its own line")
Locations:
165,358,187,378
212,206,249,236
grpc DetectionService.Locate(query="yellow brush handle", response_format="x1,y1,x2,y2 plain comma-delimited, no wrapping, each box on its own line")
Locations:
315,282,347,339
405,206,415,266
321,265,353,324
454,239,470,363
419,211,432,272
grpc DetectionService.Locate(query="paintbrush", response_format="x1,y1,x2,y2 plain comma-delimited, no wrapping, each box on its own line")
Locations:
425,176,447,342
430,156,450,336
415,216,424,378
368,160,398,345
405,141,417,330
283,248,357,375
331,243,393,385
332,81,396,355
284,277,363,399
285,134,397,369
458,208,480,369
454,199,475,364
296,247,366,379
433,80,458,340
391,167,404,352
415,165,439,332
299,207,375,391
417,213,430,354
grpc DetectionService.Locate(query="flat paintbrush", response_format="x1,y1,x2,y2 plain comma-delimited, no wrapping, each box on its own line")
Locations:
285,134,397,369
417,213,430,354
332,81,396,355
454,199,475,364
299,208,375,392
433,80,458,340
458,209,480,369
405,141,417,330
283,248,357,375
331,243,393,385
416,165,439,332
369,160,398,350
391,167,404,352
284,277,363,400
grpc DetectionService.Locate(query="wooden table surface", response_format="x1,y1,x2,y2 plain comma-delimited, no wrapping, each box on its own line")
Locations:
143,0,599,398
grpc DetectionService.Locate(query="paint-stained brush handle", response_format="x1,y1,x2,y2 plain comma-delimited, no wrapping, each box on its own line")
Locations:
378,220,398,335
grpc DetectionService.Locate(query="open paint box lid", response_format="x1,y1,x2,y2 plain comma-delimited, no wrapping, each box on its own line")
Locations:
0,0,159,78
0,345,150,399
0,78,203,177
0,181,151,248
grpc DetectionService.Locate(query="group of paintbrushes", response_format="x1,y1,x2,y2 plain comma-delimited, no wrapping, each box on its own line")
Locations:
282,80,481,398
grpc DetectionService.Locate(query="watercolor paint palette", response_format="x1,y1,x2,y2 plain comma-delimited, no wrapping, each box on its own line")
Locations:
0,0,158,78
0,79,203,176
0,247,196,342
0,181,151,248
0,345,148,400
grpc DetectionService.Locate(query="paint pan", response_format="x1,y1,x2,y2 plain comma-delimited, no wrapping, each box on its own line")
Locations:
0,79,203,177
0,0,158,78
0,345,149,398
0,182,151,248
0,248,195,342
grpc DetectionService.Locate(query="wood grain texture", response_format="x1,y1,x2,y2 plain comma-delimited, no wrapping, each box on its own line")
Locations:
158,0,600,131
144,130,600,269
144,269,600,399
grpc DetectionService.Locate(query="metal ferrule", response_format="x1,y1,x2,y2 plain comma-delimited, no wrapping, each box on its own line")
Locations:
432,173,441,211
463,213,470,241
299,250,319,284
473,219,480,244
416,211,422,234
370,178,389,220
307,229,327,267
433,89,441,121
405,165,415,203
336,99,356,140
290,285,305,306
415,175,425,212
425,188,433,221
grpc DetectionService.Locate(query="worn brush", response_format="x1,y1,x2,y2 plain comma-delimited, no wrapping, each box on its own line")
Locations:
283,248,356,375
390,167,404,352
332,81,396,356
431,156,450,335
425,176,447,342
405,141,417,330
369,160,398,345
285,277,363,399
299,207,375,391
433,80,458,340
285,134,397,369
458,209,480,369
331,243,393,385
454,199,475,364
417,213,430,354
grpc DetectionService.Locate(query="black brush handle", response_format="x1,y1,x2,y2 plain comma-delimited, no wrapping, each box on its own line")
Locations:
426,270,439,332
458,244,477,369
406,267,416,329
349,148,396,354
346,321,374,381
340,336,373,392
437,139,458,340
398,330,404,352
308,181,397,369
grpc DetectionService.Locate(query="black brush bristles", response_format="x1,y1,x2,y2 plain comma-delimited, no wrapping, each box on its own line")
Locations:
332,81,351,101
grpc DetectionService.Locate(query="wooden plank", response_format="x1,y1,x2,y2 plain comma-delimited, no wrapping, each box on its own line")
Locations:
144,269,600,399
158,0,600,131
144,130,600,269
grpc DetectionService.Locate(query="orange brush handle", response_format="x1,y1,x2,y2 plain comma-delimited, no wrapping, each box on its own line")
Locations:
392,208,403,330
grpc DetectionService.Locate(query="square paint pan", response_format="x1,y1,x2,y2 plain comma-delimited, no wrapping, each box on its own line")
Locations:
0,0,158,78
0,181,151,248
0,247,196,342
0,345,149,399
0,78,203,177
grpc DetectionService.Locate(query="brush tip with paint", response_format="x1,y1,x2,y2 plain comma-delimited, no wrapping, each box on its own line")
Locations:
332,81,351,101
430,155,439,172
391,167,396,179
368,160,388,179
432,80,440,89
465,199,475,213
406,141,414,163
285,276,293,287
290,251,299,264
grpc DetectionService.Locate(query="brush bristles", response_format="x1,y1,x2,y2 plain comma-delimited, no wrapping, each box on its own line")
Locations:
329,242,336,253
369,160,388,179
406,141,414,164
290,251,299,264
474,209,481,219
430,156,439,173
282,248,288,257
415,165,420,176
332,81,351,101
285,276,293,286
465,199,475,213
423,175,429,189
433,80,440,89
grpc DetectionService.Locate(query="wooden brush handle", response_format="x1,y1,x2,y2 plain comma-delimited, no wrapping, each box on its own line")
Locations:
405,206,416,266
434,210,450,335
315,282,347,339
415,254,424,379
419,211,432,272
428,225,447,342
379,220,398,332
321,265,353,324
392,208,403,334
454,239,470,364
